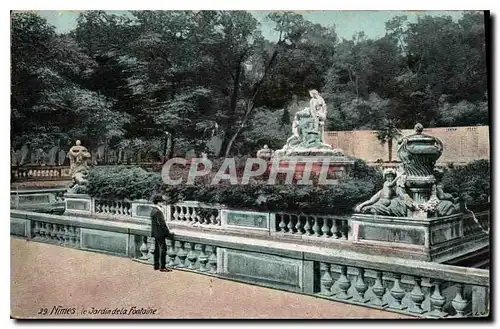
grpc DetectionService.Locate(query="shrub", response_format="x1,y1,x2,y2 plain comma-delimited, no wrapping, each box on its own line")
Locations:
86,161,380,214
441,159,490,206
87,166,162,200
86,159,490,214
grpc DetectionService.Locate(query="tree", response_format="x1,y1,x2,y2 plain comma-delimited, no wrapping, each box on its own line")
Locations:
376,118,402,162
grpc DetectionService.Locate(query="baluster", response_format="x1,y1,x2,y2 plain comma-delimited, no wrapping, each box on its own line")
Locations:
206,208,213,225
57,225,65,243
41,223,48,239
110,201,116,215
192,208,201,224
278,214,286,232
49,224,57,241
214,209,221,225
63,226,70,244
178,207,186,221
428,280,448,318
68,227,75,244
125,202,131,216
287,215,295,233
121,202,126,215
208,212,215,225
451,283,468,317
389,273,407,310
32,221,41,238
313,216,321,237
177,241,187,267
148,237,155,259
184,207,192,222
331,219,339,239
336,265,352,300
198,245,208,272
321,217,330,238
341,220,348,240
409,276,426,314
117,201,123,215
294,215,302,234
370,271,388,307
320,263,334,296
43,223,51,240
139,236,149,259
208,246,217,274
303,215,312,235
354,268,370,303
74,228,80,245
187,243,197,269
167,239,177,267
172,205,179,221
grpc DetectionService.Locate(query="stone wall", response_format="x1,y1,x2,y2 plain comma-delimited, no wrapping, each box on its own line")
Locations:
10,209,491,318
325,126,490,164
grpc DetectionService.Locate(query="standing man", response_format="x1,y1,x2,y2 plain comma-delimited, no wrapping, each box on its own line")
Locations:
150,194,172,272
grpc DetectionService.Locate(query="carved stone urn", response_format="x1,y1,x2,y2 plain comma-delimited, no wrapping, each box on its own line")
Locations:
397,123,443,204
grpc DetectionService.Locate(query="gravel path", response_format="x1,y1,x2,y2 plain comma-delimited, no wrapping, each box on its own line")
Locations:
11,237,412,319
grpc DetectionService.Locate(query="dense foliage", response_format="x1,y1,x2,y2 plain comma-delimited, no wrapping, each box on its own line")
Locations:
86,159,489,213
11,11,488,157
442,159,490,206
86,161,380,214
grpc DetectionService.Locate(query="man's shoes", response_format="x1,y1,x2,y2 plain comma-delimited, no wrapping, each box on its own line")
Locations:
154,266,160,271
160,268,172,272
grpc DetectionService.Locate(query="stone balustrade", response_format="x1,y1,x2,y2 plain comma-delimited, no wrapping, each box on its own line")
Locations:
274,212,349,240
30,220,81,247
94,199,133,218
169,202,222,227
11,166,71,181
136,236,218,274
11,188,66,214
11,163,163,183
11,208,489,318
313,258,489,318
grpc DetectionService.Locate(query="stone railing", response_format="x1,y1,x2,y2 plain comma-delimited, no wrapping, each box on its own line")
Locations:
10,188,66,214
10,209,490,318
93,199,133,218
30,220,81,248
11,163,163,183
136,236,219,274
312,256,489,318
169,201,223,227
274,212,349,240
11,166,71,182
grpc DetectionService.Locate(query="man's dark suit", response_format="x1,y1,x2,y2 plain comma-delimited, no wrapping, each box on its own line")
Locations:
150,206,170,269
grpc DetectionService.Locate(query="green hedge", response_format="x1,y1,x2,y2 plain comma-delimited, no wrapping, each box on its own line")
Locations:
442,159,490,206
86,159,490,214
86,160,381,214
87,166,163,201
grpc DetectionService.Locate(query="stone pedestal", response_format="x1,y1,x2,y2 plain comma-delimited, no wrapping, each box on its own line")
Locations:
351,213,489,263
64,193,92,216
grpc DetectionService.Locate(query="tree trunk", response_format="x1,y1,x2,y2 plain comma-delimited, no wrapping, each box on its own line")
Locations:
388,138,393,162
222,44,282,157
167,133,175,160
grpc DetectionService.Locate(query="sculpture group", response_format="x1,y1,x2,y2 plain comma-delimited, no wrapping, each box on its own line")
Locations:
355,123,462,218
273,90,344,157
